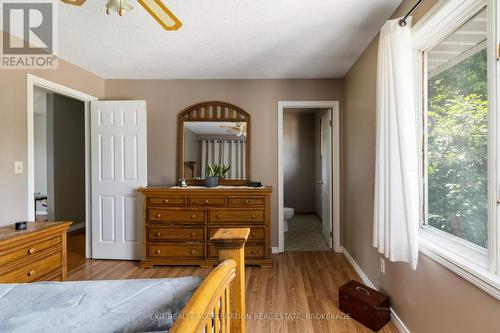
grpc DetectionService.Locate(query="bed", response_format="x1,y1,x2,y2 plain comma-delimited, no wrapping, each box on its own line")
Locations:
0,228,250,333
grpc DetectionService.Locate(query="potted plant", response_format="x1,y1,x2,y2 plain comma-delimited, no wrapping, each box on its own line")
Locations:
205,164,231,187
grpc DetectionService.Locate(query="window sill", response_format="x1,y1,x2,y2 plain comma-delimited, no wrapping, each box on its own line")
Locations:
419,226,500,300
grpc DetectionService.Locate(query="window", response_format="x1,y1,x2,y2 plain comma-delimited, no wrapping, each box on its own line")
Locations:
415,0,500,300
426,8,488,249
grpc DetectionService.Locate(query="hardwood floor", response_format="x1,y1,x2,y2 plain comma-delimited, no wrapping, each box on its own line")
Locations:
67,233,398,333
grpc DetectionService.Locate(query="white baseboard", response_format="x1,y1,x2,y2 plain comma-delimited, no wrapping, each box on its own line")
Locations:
271,247,280,254
341,247,410,333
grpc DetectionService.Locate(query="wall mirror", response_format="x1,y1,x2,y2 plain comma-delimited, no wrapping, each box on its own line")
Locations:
178,101,251,185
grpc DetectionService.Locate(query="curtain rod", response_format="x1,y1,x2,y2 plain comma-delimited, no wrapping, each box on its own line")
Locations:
399,0,424,26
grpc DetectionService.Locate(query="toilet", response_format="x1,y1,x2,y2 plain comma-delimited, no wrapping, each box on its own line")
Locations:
284,207,295,232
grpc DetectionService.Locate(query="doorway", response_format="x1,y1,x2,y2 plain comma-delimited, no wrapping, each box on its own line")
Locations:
277,101,340,253
27,74,97,260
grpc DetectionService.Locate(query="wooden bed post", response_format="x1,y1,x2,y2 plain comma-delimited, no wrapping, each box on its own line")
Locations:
211,228,250,333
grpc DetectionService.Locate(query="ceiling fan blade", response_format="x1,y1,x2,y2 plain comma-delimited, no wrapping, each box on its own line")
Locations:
137,0,182,31
61,0,86,5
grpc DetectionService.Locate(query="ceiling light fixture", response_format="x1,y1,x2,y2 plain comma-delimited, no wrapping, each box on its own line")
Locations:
61,0,183,31
106,0,134,17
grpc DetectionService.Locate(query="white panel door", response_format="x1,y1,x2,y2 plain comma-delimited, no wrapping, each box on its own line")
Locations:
91,101,147,259
321,110,333,249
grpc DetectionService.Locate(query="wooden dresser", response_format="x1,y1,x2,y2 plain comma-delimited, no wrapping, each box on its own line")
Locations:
138,186,272,268
0,222,71,283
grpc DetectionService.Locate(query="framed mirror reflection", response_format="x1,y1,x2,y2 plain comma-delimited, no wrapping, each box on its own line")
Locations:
178,102,251,185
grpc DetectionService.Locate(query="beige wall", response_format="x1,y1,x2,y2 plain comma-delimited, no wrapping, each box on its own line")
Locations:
283,110,316,213
105,79,343,244
342,1,500,332
0,58,105,226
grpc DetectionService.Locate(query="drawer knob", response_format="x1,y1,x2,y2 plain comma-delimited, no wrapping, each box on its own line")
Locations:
190,249,197,255
191,214,197,219
28,247,36,255
251,232,256,237
155,232,161,237
155,250,161,255
28,270,35,277
156,213,162,218
216,214,222,219
204,200,209,204
163,199,169,204
191,232,197,237
244,200,250,204
251,214,257,219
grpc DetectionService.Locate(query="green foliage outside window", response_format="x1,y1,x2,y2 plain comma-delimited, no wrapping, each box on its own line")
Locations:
427,49,488,248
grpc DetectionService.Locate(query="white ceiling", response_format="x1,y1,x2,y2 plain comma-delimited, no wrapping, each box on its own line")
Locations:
185,121,239,135
58,0,402,79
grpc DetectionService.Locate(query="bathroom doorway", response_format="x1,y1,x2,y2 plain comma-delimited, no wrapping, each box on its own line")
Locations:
277,101,340,253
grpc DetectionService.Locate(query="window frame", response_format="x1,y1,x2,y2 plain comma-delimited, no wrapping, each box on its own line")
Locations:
413,0,500,300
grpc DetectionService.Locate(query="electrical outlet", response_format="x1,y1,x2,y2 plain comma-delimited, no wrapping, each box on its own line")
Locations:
380,257,386,274
14,161,23,174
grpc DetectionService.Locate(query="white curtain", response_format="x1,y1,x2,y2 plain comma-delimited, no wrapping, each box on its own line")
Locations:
200,140,246,179
373,17,419,270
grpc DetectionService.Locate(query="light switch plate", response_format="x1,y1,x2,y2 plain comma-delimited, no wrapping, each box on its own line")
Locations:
14,161,23,174
380,257,386,274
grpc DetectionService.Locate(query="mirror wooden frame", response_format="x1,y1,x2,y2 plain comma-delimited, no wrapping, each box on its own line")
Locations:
178,101,251,186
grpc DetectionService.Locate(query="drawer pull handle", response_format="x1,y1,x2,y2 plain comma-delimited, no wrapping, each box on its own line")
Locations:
155,250,161,255
163,199,169,204
190,249,197,255
156,214,162,218
251,214,257,219
28,270,35,277
28,248,36,255
204,200,209,204
244,200,250,204
155,232,161,237
191,232,197,237
191,214,197,219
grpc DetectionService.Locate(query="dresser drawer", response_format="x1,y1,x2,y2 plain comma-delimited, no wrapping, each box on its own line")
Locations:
209,227,264,241
149,196,187,207
209,242,265,258
148,244,204,259
149,209,205,223
149,227,205,242
0,236,61,267
189,196,227,206
0,250,62,283
210,209,265,223
228,196,265,207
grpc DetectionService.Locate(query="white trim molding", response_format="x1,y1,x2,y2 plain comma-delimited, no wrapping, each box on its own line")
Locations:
341,247,411,333
277,101,341,253
27,74,97,259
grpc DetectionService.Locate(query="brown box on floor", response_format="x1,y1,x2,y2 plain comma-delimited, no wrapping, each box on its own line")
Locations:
339,280,390,332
